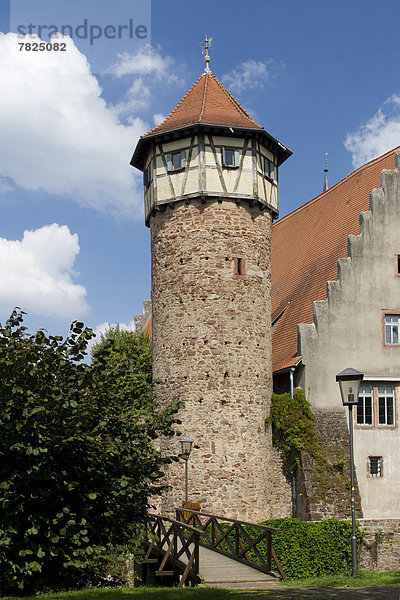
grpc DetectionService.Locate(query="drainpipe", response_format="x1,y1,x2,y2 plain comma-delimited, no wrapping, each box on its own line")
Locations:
290,367,296,516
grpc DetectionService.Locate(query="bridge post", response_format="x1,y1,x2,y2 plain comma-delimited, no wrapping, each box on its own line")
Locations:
267,531,272,573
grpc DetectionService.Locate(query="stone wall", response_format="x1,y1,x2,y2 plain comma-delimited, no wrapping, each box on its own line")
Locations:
151,198,291,521
296,410,362,520
359,519,400,571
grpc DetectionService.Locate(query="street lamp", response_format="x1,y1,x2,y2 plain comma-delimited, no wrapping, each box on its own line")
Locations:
336,367,364,576
179,435,193,505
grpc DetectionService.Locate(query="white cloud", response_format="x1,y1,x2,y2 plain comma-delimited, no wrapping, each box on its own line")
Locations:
222,59,283,95
0,32,148,216
108,45,184,117
0,224,88,319
344,95,400,168
153,113,166,126
87,318,135,354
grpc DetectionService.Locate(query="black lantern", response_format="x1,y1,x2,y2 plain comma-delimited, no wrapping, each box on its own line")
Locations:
336,368,364,406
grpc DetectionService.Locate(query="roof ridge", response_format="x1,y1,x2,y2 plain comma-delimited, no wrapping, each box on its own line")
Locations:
141,73,205,139
199,72,208,122
211,73,262,128
274,146,400,228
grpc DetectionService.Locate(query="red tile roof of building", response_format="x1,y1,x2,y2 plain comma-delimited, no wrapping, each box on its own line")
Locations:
142,71,263,138
271,147,399,373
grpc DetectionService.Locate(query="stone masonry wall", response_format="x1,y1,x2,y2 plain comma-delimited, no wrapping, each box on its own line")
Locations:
151,198,291,521
296,410,362,520
359,519,400,571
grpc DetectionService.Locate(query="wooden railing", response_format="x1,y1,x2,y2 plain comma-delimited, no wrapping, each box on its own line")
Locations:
175,507,286,581
144,514,203,587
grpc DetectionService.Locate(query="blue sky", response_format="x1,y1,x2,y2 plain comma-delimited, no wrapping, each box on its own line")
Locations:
1,0,400,343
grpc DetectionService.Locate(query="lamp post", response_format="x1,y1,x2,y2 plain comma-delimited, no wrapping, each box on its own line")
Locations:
179,435,193,505
336,367,364,576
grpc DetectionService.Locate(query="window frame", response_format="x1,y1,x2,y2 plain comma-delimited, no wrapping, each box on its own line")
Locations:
263,156,278,182
377,385,395,426
143,163,152,188
355,382,397,429
357,384,374,426
222,147,240,169
166,150,186,173
395,253,400,278
368,456,383,478
383,311,400,346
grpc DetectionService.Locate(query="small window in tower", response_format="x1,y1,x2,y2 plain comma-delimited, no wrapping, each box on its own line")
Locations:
222,147,239,168
233,257,246,276
264,157,277,182
167,150,186,172
368,456,382,477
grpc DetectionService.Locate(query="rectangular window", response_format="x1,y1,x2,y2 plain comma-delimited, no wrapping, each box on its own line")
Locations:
143,163,151,187
264,157,277,181
222,147,239,168
369,456,382,477
385,314,400,344
357,385,373,425
378,385,395,425
167,150,186,172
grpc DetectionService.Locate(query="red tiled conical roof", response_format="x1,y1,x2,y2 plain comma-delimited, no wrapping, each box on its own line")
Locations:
142,72,263,138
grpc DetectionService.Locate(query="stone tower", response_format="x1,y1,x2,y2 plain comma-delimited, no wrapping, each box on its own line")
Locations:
131,65,292,521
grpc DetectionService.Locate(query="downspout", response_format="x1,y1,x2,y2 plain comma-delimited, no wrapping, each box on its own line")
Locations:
290,367,296,517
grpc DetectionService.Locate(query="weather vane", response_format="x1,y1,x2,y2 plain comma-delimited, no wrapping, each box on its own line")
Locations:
200,34,213,73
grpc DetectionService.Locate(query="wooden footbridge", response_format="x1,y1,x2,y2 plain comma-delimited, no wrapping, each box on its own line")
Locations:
141,508,286,588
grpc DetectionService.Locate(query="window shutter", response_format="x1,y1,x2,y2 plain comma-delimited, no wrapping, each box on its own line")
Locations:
222,147,226,166
143,168,148,187
167,153,172,171
234,149,240,167
181,150,186,168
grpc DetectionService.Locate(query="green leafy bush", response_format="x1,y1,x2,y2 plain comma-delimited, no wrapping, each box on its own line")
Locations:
0,310,181,595
266,388,323,474
261,518,363,579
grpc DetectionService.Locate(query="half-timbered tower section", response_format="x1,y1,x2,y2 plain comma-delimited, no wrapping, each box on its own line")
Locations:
131,68,292,520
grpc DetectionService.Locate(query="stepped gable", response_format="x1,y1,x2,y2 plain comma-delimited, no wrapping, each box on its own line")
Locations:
272,147,399,373
142,71,263,138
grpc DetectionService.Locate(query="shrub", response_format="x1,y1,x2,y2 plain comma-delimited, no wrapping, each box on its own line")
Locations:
0,310,181,595
261,518,363,579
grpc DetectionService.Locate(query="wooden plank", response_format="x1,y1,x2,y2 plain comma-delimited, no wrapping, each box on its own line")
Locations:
158,537,174,573
180,136,195,197
207,135,228,194
157,143,175,198
178,550,196,588
233,138,249,193
271,547,287,581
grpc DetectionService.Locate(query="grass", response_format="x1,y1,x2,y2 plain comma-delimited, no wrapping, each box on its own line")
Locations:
3,573,400,600
283,570,400,588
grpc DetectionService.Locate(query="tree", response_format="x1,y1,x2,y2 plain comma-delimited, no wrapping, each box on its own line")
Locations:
0,310,181,595
91,325,152,414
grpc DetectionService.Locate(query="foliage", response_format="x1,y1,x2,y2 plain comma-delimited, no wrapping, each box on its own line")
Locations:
260,518,364,580
266,388,323,474
91,325,152,414
0,310,182,596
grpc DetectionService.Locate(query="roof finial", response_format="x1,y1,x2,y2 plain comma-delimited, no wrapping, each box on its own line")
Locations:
200,34,213,73
323,152,329,192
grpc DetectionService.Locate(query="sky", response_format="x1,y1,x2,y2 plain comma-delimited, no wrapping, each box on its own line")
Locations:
1,0,400,345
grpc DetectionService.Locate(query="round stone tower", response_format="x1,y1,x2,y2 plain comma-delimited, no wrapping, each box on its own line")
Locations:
131,66,292,521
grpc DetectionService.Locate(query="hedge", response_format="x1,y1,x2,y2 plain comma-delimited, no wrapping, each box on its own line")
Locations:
260,518,363,579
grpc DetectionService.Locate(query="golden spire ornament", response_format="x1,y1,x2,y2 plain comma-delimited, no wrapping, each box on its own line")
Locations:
200,34,213,73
